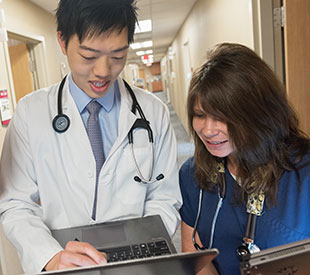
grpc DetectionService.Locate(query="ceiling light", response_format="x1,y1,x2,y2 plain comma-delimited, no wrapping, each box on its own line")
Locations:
136,49,153,56
130,40,153,50
135,19,152,33
143,41,153,48
130,43,141,50
136,51,145,56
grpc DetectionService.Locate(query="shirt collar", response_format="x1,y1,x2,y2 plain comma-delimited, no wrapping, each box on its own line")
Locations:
68,74,117,113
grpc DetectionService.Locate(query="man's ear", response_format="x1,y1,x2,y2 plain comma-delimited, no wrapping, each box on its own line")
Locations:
57,31,67,55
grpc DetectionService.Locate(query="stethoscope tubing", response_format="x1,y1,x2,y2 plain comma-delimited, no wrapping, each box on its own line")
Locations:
208,194,223,249
130,142,154,183
51,76,164,220
192,175,261,259
193,186,224,250
53,76,159,184
192,189,203,250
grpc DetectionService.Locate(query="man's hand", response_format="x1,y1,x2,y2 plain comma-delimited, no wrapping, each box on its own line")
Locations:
45,241,107,271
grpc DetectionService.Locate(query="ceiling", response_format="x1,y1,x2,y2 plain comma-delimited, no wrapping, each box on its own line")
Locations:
29,0,197,65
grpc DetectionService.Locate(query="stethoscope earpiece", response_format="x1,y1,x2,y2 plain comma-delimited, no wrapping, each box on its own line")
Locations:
53,114,70,133
133,174,164,184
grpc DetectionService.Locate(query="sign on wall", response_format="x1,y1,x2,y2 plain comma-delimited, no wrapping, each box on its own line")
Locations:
0,89,12,125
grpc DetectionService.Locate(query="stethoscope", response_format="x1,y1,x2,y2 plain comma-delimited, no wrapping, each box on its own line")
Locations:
52,75,164,184
192,160,262,261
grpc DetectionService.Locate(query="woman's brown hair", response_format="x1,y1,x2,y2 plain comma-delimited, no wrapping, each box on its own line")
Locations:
187,43,310,204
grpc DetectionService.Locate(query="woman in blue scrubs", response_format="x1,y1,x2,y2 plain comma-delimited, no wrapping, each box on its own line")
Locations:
180,43,310,275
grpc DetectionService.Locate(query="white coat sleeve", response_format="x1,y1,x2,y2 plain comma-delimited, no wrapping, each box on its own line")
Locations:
143,101,182,237
0,100,63,274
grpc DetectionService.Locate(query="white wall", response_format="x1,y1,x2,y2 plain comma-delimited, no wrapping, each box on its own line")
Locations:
163,0,255,131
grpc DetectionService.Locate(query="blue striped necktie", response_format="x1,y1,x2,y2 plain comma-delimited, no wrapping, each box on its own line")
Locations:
86,100,104,220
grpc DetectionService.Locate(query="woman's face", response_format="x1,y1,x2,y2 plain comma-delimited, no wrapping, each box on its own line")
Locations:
192,101,235,159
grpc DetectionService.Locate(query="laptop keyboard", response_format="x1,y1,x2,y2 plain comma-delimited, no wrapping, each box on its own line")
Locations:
99,240,172,262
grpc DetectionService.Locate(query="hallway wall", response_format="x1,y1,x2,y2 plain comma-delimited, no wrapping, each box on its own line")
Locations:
162,0,255,132
2,0,67,86
0,0,68,153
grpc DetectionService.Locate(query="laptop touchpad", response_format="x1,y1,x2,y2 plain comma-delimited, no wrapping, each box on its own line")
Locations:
82,224,127,247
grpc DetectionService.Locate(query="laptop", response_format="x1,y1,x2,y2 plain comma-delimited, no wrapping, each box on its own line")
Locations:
240,238,310,275
48,215,218,275
51,215,177,261
41,249,218,275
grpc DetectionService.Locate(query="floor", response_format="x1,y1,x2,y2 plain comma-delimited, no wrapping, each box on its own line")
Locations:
153,91,194,168
153,91,194,252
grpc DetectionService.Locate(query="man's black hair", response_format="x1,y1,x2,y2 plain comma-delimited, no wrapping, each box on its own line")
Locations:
56,0,138,48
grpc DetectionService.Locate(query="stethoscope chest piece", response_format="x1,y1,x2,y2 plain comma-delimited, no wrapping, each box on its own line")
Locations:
53,114,70,133
53,75,70,133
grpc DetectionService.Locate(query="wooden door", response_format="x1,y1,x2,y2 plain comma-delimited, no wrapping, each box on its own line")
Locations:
283,0,310,136
8,43,35,103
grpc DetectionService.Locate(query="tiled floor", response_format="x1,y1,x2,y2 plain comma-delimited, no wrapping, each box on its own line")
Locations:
153,91,194,252
153,91,194,167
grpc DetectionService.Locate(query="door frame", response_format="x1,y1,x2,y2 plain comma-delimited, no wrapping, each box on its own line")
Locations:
4,27,48,109
251,0,283,81
252,0,310,135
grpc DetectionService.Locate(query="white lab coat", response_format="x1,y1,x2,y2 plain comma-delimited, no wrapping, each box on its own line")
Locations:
0,77,182,274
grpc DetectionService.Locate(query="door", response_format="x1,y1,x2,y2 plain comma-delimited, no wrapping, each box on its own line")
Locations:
8,42,35,103
283,0,310,135
182,41,192,96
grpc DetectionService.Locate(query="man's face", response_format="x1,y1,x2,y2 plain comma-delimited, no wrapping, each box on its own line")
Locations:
57,28,129,98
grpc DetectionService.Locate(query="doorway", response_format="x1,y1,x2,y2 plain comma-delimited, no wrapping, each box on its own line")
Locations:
257,0,310,136
281,0,310,136
182,41,192,96
7,33,39,103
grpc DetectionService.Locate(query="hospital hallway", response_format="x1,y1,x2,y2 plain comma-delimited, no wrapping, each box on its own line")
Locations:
153,91,194,168
1,1,309,273
153,90,194,252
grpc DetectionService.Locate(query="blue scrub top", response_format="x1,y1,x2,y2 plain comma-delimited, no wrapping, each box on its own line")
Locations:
179,156,310,275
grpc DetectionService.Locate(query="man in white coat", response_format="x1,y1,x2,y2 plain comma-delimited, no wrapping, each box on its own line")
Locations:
0,0,182,273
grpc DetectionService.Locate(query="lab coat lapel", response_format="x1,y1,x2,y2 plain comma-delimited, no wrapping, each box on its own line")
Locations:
56,77,136,180
56,79,96,212
106,78,137,160
61,80,93,162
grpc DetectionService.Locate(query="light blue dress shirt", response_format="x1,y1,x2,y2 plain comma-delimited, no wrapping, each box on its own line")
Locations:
68,74,121,159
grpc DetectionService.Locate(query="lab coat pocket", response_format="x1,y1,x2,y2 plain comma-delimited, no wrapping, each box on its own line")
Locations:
114,146,151,205
123,145,153,179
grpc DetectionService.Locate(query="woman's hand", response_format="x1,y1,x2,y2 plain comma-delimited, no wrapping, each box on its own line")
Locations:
181,221,218,275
